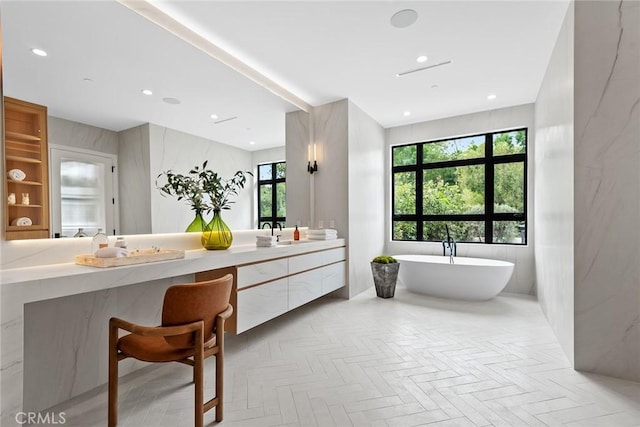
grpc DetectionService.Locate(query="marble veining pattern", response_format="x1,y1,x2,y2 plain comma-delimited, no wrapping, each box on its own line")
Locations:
573,0,640,381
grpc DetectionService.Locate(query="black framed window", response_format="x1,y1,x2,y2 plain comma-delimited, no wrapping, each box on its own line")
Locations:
258,162,286,228
392,129,527,244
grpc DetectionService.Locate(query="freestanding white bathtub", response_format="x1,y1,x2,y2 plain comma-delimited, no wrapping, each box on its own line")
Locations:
394,254,514,301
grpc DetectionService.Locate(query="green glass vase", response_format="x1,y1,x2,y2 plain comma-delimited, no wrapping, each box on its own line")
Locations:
185,210,206,232
202,210,233,250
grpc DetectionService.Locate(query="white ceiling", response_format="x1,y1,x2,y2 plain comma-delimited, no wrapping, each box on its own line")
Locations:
2,1,570,151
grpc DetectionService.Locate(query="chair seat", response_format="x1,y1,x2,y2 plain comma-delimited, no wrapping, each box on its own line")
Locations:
118,334,217,363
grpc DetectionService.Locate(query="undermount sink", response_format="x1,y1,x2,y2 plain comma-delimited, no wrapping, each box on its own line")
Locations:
277,240,312,246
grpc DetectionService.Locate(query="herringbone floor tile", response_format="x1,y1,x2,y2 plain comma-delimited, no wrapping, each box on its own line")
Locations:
47,287,640,426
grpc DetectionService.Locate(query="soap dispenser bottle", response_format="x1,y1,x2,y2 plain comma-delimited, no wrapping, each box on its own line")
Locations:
294,225,300,241
92,228,109,254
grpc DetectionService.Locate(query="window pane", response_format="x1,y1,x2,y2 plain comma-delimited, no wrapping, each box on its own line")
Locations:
423,166,484,215
275,162,286,179
60,160,105,235
493,130,526,155
423,221,485,243
423,135,484,163
259,184,272,216
494,162,524,212
276,182,286,217
393,221,417,240
394,172,416,214
393,145,416,166
493,221,525,244
258,164,272,181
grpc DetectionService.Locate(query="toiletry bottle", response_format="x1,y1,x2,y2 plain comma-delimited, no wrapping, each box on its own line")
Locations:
294,225,300,241
92,228,109,254
74,228,88,237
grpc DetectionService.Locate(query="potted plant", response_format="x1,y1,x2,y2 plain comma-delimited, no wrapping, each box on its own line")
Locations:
157,161,251,250
371,255,400,298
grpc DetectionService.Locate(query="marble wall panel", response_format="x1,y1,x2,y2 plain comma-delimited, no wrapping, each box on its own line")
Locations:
118,124,152,234
285,110,312,228
148,124,253,233
347,101,386,298
573,0,640,381
49,116,119,155
386,104,536,295
534,2,575,364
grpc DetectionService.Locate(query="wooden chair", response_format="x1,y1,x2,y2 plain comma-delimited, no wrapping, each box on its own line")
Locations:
108,274,233,427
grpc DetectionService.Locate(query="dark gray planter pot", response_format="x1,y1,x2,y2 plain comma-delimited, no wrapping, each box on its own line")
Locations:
371,262,400,298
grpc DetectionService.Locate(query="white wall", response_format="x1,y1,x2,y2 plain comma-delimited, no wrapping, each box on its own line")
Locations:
148,124,253,233
49,116,119,155
347,100,386,297
285,110,312,228
534,3,575,365
573,0,640,381
118,124,152,234
386,104,536,295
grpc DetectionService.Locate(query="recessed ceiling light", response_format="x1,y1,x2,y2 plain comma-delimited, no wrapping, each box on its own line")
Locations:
403,111,411,117
487,94,497,100
391,9,418,28
210,114,219,120
162,97,181,105
249,141,256,145
31,48,47,57
416,55,428,63
141,89,153,96
83,78,94,83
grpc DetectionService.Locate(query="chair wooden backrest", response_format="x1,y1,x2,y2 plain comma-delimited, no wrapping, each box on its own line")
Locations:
162,275,232,348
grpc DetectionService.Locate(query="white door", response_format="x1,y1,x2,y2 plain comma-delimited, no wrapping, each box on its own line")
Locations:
50,146,118,237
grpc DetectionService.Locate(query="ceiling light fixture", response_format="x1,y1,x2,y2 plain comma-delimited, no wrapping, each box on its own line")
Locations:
162,97,181,105
416,55,428,63
487,94,497,100
31,48,47,57
210,114,219,120
249,141,256,145
390,9,418,28
141,89,153,96
397,60,452,77
404,111,411,117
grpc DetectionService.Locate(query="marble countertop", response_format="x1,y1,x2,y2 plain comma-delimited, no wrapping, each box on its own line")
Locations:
0,239,346,303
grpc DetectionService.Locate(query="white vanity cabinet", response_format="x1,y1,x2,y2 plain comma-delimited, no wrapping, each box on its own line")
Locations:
233,246,346,333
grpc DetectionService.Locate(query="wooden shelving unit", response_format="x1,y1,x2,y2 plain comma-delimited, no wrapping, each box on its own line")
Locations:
4,97,50,240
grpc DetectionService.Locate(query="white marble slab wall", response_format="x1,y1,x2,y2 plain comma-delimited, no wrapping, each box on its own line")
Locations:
386,104,536,295
48,116,119,155
118,124,152,234
285,110,312,229
573,0,640,381
347,101,386,298
22,275,191,412
148,124,253,233
534,3,575,365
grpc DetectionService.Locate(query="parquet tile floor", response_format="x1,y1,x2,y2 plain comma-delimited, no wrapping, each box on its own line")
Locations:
47,286,640,426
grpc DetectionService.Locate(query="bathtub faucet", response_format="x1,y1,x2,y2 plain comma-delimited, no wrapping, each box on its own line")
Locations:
443,225,456,264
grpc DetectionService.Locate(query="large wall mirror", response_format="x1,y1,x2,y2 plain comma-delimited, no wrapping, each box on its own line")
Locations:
2,0,294,238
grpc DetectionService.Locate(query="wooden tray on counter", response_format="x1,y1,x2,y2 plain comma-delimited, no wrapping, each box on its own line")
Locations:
75,248,185,268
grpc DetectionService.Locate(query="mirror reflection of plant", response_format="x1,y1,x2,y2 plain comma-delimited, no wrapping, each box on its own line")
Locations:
156,166,207,214
195,162,252,212
156,161,252,214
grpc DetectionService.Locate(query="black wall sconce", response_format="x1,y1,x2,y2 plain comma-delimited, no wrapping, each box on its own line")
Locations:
307,143,318,174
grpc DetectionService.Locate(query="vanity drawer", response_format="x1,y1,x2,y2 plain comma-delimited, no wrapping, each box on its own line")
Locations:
237,258,288,289
288,269,322,310
236,278,288,333
322,247,346,265
322,261,346,295
288,251,323,275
